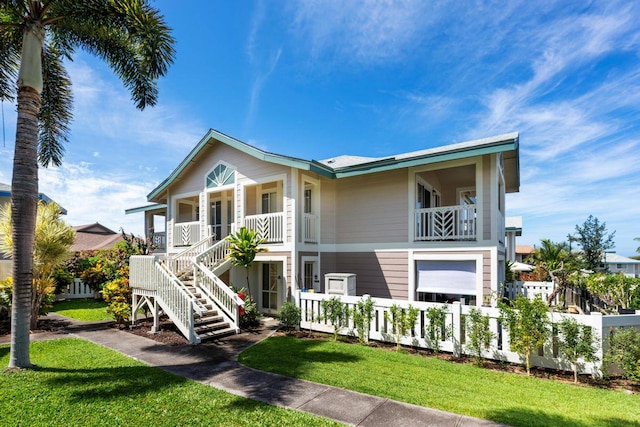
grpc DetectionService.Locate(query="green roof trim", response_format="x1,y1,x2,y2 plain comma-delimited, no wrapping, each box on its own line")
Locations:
125,203,167,215
146,129,519,202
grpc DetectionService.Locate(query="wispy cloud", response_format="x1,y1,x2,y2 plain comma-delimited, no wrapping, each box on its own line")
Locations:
289,0,432,66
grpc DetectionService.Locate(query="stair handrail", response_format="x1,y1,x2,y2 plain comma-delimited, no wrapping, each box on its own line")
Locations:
194,238,231,272
156,261,208,316
193,260,244,331
168,234,216,275
152,259,202,343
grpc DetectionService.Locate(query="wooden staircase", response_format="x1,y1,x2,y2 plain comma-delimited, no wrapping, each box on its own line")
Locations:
183,279,237,341
130,238,243,345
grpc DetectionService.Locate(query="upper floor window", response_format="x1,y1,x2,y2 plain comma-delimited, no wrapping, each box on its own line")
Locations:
206,164,235,189
262,192,278,214
304,188,312,213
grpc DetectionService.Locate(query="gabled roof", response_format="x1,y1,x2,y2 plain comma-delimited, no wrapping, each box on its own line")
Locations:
0,182,68,215
147,129,520,202
70,222,124,252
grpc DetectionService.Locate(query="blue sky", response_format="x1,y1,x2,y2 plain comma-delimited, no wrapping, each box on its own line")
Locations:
0,1,639,255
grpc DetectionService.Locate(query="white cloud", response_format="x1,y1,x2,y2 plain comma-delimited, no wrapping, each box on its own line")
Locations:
39,162,151,236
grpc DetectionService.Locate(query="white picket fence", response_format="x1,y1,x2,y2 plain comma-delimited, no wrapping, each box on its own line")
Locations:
56,278,97,300
502,281,554,301
297,292,640,376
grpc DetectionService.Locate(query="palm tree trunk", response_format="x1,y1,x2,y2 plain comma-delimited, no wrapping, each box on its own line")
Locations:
8,87,41,369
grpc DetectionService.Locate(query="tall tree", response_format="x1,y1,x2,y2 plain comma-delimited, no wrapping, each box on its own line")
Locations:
0,1,174,369
570,215,615,272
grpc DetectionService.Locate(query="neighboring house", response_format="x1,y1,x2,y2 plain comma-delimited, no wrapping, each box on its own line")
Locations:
505,216,522,262
602,252,640,278
0,182,67,281
515,245,535,263
70,223,124,252
127,129,519,342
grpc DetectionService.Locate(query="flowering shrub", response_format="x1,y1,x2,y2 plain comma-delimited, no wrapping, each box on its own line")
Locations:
102,269,131,325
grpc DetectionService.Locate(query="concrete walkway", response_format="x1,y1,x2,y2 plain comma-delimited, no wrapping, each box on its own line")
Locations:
1,315,507,427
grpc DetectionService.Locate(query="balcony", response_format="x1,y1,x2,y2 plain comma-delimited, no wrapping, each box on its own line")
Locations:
244,212,284,244
304,213,318,243
173,221,200,246
415,205,476,241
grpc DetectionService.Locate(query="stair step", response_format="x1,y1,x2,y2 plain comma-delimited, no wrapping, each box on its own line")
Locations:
197,327,237,341
195,314,223,324
194,321,230,334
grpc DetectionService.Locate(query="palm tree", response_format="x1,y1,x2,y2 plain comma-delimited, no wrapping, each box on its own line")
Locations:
0,1,174,368
225,227,267,300
0,201,75,329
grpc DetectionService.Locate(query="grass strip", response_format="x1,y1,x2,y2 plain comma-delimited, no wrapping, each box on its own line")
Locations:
1,339,340,427
239,335,640,427
50,299,111,322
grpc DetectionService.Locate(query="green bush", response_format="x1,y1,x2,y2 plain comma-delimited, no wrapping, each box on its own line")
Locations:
557,317,598,383
102,268,131,325
278,301,301,331
425,305,450,353
499,295,550,375
321,296,347,341
351,296,375,344
384,304,419,352
465,307,494,365
604,327,640,382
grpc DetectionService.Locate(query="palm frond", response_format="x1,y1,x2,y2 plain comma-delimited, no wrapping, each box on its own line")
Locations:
50,0,175,110
38,43,72,167
0,3,23,101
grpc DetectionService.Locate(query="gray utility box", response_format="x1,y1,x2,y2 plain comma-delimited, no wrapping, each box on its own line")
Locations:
325,273,356,296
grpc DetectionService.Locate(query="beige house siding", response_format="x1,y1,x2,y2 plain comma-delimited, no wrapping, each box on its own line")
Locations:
170,142,289,197
319,179,337,244
334,169,408,244
320,251,408,299
482,155,492,241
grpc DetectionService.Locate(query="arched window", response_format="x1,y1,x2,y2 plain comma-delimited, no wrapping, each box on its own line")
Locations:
206,163,235,188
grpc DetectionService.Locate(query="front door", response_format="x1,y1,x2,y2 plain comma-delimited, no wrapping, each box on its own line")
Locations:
210,200,222,240
261,263,279,312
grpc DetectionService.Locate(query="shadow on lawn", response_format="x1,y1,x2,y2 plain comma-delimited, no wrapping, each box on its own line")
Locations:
487,407,640,427
37,364,189,402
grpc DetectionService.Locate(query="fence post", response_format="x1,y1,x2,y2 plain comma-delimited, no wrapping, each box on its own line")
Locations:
591,312,604,378
452,301,462,357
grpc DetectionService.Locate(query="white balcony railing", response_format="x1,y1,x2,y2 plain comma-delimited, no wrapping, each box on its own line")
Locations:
152,232,166,251
244,212,284,243
173,221,200,246
414,205,476,241
304,213,318,243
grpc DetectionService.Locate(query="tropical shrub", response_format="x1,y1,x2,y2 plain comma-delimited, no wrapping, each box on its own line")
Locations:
0,277,12,321
351,295,375,344
278,301,301,332
499,295,550,375
557,317,598,383
585,273,640,311
321,296,347,341
466,307,494,365
604,327,640,382
102,268,132,325
424,305,450,353
240,295,261,328
384,304,419,352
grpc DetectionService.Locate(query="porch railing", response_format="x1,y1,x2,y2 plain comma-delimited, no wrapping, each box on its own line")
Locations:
244,212,284,243
414,205,476,241
304,213,318,243
173,221,200,246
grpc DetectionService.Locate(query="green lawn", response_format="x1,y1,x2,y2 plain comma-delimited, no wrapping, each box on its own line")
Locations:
0,339,339,427
239,336,640,427
50,298,111,322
